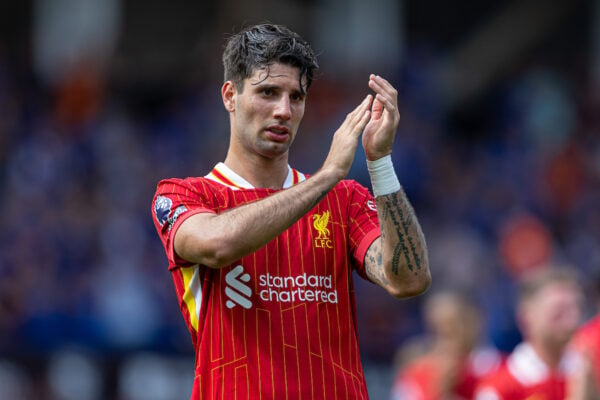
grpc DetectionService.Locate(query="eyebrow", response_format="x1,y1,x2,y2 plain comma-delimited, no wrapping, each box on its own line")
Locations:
252,82,305,97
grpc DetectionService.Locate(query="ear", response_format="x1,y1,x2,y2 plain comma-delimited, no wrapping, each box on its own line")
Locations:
221,81,236,112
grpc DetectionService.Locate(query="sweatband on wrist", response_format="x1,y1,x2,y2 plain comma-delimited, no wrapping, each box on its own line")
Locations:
367,155,401,197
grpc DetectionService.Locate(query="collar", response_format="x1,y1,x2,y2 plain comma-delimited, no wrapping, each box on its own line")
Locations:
205,162,305,190
507,342,569,386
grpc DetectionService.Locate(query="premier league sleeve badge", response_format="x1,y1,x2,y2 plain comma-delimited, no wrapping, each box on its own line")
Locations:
154,195,173,227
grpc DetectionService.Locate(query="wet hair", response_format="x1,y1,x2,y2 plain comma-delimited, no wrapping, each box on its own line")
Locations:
222,23,319,94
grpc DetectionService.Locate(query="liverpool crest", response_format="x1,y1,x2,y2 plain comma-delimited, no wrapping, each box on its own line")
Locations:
312,211,333,248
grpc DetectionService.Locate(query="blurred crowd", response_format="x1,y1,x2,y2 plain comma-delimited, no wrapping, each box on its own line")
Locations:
1,1,600,399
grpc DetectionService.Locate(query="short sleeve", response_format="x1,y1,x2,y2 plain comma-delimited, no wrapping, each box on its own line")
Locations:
151,178,216,270
345,180,381,279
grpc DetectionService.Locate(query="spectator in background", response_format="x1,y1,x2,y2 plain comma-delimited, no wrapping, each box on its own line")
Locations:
567,271,600,400
391,290,501,400
475,268,583,400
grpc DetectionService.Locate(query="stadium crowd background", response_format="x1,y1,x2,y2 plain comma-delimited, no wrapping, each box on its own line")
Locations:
0,0,599,398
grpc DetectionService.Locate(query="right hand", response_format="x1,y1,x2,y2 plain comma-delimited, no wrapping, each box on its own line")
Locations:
321,95,373,180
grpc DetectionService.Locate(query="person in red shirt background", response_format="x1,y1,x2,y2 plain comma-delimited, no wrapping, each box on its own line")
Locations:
391,290,502,400
567,271,600,400
475,268,583,400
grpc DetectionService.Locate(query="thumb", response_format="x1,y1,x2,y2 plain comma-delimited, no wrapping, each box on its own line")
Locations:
371,97,384,120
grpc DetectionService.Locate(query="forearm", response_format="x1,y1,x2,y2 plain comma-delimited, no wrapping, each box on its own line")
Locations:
180,95,374,268
176,168,340,268
375,187,431,297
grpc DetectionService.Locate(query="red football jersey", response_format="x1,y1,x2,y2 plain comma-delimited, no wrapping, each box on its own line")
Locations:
570,314,600,390
391,347,502,400
474,343,568,400
152,163,381,399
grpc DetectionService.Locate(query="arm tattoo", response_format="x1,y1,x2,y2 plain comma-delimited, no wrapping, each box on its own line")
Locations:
365,240,388,286
391,244,403,275
378,188,426,276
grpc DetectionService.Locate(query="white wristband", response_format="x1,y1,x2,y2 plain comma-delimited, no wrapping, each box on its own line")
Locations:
367,155,401,197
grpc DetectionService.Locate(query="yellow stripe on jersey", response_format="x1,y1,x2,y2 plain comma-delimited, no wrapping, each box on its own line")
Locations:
181,265,202,332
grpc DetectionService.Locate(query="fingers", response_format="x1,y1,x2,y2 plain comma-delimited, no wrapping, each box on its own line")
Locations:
351,94,373,118
344,94,372,133
324,95,373,178
368,74,399,117
368,74,397,98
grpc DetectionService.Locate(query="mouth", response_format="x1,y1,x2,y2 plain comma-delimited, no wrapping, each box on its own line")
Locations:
265,125,290,142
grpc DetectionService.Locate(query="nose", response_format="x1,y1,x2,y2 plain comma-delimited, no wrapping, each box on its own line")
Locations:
273,96,291,121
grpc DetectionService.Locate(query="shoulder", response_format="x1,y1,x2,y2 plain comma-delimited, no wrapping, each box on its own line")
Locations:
329,179,372,198
399,354,438,380
155,176,220,196
474,355,518,400
570,313,600,353
337,178,368,190
468,346,504,378
577,313,600,338
392,355,437,400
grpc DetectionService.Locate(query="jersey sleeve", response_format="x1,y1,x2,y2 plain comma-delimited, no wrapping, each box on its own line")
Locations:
345,180,381,279
152,178,216,270
390,361,433,400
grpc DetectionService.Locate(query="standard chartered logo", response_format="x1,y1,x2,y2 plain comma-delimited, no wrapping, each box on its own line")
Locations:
225,265,252,309
259,273,338,304
224,266,339,309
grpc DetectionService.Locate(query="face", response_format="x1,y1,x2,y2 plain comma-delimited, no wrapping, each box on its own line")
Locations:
427,295,481,355
522,282,582,348
222,62,306,161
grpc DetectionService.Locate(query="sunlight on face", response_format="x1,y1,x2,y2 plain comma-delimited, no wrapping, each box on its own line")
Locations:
230,63,307,160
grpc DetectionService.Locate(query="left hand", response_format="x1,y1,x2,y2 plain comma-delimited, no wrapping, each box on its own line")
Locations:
362,74,401,161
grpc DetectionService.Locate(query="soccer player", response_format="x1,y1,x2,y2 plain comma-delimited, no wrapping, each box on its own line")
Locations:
474,268,583,400
391,290,502,400
151,24,431,399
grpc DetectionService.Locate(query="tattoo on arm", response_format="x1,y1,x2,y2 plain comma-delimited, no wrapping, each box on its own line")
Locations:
365,240,388,286
378,188,426,276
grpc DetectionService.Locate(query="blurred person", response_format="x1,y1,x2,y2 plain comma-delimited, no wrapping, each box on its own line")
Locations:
475,268,583,400
0,360,32,400
566,272,600,400
390,290,501,400
151,23,431,399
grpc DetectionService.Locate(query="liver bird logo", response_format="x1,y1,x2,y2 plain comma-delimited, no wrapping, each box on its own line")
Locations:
312,211,331,239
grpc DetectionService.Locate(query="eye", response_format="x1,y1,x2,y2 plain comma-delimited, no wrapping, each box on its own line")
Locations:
291,92,305,102
262,88,274,96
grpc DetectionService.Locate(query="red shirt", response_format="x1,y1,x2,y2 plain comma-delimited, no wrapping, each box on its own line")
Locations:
569,314,600,389
152,163,381,399
475,343,568,400
391,347,502,400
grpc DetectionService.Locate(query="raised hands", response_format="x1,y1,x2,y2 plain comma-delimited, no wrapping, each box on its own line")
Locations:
321,94,373,179
362,75,401,161
321,75,400,180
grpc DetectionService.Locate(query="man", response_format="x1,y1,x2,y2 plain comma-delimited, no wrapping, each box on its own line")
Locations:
566,273,600,400
475,268,583,400
151,24,430,399
391,290,501,400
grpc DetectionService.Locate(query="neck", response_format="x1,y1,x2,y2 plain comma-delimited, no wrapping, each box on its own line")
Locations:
224,151,289,189
433,338,471,359
529,339,565,369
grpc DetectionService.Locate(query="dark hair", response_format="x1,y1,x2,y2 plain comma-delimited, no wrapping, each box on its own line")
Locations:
222,24,319,94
